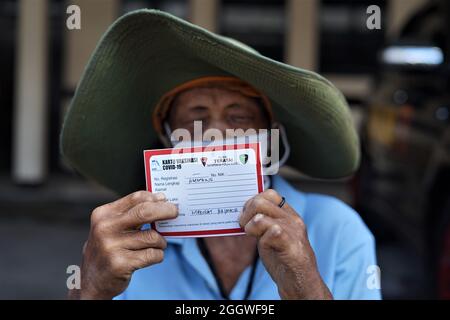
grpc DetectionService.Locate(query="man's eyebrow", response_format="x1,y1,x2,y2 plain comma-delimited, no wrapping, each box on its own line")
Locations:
226,102,257,111
185,105,209,112
226,103,243,109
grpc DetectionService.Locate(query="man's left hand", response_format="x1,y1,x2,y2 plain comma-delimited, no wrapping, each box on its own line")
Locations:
240,189,333,300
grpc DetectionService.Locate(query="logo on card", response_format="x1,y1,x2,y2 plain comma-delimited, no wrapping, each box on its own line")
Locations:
239,154,249,165
201,157,208,167
151,159,161,171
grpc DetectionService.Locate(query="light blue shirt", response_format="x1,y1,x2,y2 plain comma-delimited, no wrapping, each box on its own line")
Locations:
115,175,381,300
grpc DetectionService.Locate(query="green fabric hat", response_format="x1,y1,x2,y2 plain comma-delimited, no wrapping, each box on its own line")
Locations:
60,9,360,196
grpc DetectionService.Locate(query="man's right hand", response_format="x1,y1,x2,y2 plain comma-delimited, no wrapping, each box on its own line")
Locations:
68,191,178,300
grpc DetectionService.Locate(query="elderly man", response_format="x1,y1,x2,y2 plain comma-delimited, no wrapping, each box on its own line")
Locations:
61,10,381,300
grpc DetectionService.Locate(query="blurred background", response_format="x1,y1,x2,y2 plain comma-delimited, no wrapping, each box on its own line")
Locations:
0,0,449,299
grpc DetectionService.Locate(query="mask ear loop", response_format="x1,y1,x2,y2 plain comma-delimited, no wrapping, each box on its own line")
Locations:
263,122,291,175
158,121,173,148
275,122,291,168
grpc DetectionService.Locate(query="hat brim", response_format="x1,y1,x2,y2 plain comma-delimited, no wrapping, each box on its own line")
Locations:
60,9,360,196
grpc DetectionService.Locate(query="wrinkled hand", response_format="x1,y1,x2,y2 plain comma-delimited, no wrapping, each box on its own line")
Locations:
240,189,332,300
69,191,178,300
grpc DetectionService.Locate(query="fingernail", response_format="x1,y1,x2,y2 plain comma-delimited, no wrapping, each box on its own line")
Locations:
154,192,166,201
271,224,282,236
253,213,264,222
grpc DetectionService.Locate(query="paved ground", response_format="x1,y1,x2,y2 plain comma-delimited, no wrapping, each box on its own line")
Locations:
0,215,88,299
0,174,113,299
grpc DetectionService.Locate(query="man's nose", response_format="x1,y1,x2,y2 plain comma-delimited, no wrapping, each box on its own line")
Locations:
204,119,231,135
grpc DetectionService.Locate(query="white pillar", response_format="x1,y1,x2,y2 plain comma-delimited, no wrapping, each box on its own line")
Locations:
189,0,219,32
63,0,119,90
61,0,119,169
12,0,49,184
285,0,320,71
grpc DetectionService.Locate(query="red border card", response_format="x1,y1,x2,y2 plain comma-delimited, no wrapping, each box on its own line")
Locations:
143,143,264,237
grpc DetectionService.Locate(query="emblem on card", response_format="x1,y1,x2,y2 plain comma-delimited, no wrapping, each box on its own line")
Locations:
201,157,208,167
151,159,161,171
239,154,249,165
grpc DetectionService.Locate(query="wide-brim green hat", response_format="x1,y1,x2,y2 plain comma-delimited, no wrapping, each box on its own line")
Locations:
60,9,360,196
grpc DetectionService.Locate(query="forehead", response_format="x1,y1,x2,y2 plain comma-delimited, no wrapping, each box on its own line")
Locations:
173,86,256,107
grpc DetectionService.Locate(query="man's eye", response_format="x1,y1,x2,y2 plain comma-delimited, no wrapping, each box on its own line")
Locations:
229,115,253,123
